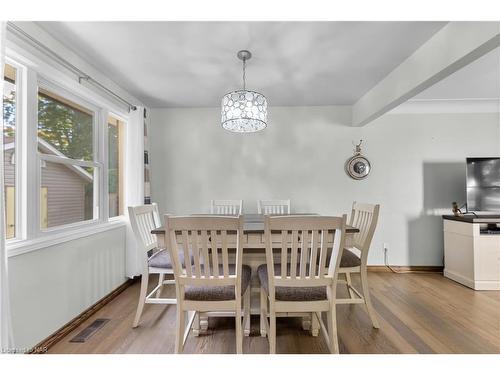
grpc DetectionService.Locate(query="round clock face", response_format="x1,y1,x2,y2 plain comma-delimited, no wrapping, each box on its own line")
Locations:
346,156,371,180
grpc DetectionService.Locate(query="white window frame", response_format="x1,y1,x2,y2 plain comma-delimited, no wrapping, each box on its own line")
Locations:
106,112,128,221
5,48,131,254
3,58,26,243
35,77,102,235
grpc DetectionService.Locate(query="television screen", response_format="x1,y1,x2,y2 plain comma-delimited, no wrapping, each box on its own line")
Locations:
466,157,500,212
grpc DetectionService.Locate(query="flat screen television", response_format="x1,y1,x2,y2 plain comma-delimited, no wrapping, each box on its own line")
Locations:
466,157,500,213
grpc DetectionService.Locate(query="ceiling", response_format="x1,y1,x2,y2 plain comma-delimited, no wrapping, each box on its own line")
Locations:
414,46,500,100
37,21,446,108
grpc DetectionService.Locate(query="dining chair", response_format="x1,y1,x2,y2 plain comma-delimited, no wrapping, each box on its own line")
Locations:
165,214,251,354
210,199,243,215
128,203,177,328
337,202,380,328
258,199,291,215
258,214,347,354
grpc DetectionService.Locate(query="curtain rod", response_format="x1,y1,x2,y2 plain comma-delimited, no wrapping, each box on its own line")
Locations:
6,22,138,112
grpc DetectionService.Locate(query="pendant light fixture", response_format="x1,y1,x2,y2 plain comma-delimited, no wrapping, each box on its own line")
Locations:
221,50,268,133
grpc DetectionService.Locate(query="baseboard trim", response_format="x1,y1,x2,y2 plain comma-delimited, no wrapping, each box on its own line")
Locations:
30,278,135,354
368,265,444,273
444,270,500,290
443,270,474,288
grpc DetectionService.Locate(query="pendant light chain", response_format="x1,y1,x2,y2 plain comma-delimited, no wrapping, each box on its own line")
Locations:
242,57,247,91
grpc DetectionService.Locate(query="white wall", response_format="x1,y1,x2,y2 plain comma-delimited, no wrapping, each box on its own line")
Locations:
149,106,500,267
8,227,126,349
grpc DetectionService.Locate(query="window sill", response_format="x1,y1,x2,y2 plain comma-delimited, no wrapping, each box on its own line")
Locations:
7,220,127,258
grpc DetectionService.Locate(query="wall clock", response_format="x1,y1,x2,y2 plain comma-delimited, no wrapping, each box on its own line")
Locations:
345,140,371,180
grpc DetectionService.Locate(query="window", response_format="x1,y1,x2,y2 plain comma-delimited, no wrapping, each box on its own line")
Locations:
107,115,125,217
3,52,130,247
3,63,17,239
37,87,99,229
38,88,94,161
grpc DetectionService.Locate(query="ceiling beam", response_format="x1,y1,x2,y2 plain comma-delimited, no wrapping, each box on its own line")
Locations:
351,22,500,126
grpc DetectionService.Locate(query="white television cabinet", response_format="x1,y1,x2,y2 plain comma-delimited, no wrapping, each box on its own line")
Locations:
443,215,500,290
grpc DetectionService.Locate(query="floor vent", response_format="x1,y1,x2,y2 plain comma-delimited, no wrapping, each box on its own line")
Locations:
70,318,110,343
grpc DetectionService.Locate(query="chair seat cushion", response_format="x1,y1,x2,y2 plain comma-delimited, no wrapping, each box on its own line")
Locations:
340,249,361,268
184,264,252,301
257,264,327,301
148,248,188,269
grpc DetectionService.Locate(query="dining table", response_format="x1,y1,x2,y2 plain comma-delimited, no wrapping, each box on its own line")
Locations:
152,213,359,337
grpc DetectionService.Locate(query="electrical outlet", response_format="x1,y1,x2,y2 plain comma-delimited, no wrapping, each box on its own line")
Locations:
383,243,389,266
383,243,389,254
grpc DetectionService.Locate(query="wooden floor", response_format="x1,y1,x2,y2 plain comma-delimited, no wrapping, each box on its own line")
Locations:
48,272,500,354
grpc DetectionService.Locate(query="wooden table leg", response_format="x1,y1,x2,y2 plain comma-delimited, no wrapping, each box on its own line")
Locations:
311,312,320,337
192,312,201,336
302,314,312,331
199,313,209,333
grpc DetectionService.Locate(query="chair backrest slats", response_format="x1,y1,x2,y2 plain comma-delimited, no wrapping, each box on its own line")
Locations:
290,230,299,278
165,215,244,290
210,200,243,215
128,204,162,256
318,229,329,278
280,231,287,279
221,230,229,278
264,215,347,290
180,230,192,277
191,230,201,277
362,211,370,244
348,202,380,263
200,230,210,277
258,199,291,215
299,229,309,279
328,229,343,275
309,230,319,277
211,230,220,277
137,215,147,242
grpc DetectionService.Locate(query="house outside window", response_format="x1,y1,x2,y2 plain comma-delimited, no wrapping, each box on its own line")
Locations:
3,63,18,239
38,87,98,228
